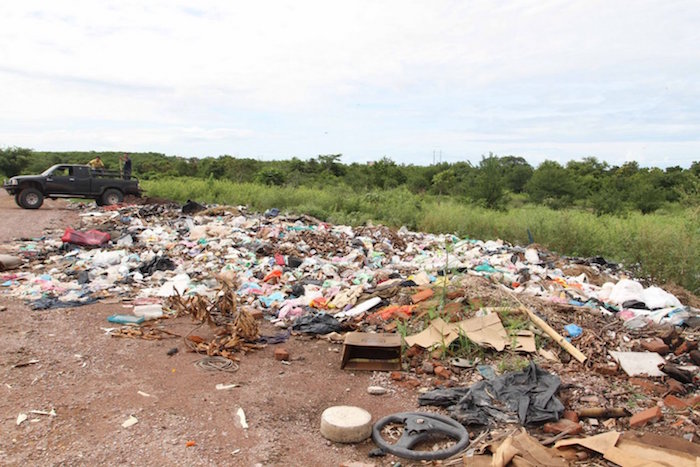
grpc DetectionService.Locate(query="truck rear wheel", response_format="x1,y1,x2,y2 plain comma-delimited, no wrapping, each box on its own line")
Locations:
102,189,123,206
19,188,44,209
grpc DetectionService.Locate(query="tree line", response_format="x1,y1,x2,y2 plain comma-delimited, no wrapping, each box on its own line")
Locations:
1,147,698,215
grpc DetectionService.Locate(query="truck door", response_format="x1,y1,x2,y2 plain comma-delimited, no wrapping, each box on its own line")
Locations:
70,166,91,194
44,166,71,194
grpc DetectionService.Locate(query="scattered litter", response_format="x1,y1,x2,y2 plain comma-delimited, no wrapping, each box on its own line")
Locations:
137,391,153,398
185,440,196,447
29,409,56,417
121,415,138,428
236,407,248,429
564,323,582,339
107,314,145,325
16,413,27,426
216,383,240,390
194,356,240,373
12,359,40,368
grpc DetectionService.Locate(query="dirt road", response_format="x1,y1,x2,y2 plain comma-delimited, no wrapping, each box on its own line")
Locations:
0,192,415,466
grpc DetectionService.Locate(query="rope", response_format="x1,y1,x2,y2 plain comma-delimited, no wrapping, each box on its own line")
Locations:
194,356,239,373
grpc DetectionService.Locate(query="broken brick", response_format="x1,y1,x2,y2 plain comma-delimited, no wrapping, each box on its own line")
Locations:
562,410,579,423
593,362,619,376
641,337,670,355
390,371,404,381
629,377,666,396
404,345,423,358
411,288,434,304
664,395,689,410
434,366,451,379
446,289,467,300
273,348,289,361
674,340,697,356
629,406,663,428
666,379,687,395
543,418,583,435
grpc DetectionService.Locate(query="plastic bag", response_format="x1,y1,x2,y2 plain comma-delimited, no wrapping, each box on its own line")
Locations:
61,228,111,246
419,362,563,426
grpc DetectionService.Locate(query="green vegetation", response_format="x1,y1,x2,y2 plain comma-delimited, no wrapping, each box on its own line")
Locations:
1,147,698,293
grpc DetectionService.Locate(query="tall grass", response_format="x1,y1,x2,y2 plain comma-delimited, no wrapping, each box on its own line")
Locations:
143,178,699,294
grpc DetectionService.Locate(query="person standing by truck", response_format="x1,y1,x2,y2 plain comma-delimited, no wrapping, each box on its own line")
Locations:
120,153,132,180
88,156,105,171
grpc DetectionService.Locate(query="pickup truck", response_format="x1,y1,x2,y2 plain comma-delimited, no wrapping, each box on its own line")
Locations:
2,164,141,209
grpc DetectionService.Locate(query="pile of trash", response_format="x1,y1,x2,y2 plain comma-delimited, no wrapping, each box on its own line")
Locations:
2,200,700,461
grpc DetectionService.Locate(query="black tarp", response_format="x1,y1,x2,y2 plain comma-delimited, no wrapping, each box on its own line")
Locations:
418,362,563,426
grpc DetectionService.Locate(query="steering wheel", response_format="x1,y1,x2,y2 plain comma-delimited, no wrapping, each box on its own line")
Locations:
371,412,470,460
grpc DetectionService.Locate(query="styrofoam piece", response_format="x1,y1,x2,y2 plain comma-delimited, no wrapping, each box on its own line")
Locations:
609,351,666,377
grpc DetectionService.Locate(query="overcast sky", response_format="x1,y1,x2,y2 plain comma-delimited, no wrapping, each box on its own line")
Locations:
1,1,699,167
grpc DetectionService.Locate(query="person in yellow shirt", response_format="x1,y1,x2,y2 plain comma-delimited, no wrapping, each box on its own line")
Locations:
88,156,105,170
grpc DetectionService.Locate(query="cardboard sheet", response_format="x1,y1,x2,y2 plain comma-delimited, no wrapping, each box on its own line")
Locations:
403,318,458,348
455,313,509,351
404,313,537,352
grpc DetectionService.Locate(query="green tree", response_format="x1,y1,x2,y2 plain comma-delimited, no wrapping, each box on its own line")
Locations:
499,156,534,193
526,160,577,208
255,168,286,186
0,147,32,176
471,154,507,209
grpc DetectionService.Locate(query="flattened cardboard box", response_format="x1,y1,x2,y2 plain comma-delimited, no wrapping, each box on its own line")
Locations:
341,332,402,371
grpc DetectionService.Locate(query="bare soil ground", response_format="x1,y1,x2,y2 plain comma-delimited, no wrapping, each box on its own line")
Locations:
0,192,416,466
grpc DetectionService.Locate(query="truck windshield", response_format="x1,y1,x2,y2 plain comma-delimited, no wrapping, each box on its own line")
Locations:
41,165,62,176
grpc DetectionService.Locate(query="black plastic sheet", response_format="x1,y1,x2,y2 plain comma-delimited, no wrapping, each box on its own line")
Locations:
418,362,563,426
292,313,343,334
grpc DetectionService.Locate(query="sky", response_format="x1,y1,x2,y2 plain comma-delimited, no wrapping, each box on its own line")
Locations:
1,1,699,168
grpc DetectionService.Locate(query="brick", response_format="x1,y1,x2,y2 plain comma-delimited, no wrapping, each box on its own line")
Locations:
543,419,583,435
593,362,619,376
273,348,289,361
403,378,421,388
446,289,467,300
562,410,579,423
434,366,451,379
629,377,666,396
674,340,697,356
390,371,404,381
667,379,687,395
404,345,424,358
411,289,434,304
629,406,663,428
664,395,689,410
641,338,670,355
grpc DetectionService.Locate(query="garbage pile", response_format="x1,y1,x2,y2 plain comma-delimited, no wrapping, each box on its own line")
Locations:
2,201,700,462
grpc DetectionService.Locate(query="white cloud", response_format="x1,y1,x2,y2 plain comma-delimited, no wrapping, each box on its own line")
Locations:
0,1,699,166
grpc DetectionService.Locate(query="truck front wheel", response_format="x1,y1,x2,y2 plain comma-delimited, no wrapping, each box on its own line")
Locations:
19,188,44,209
14,194,21,207
102,189,124,206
